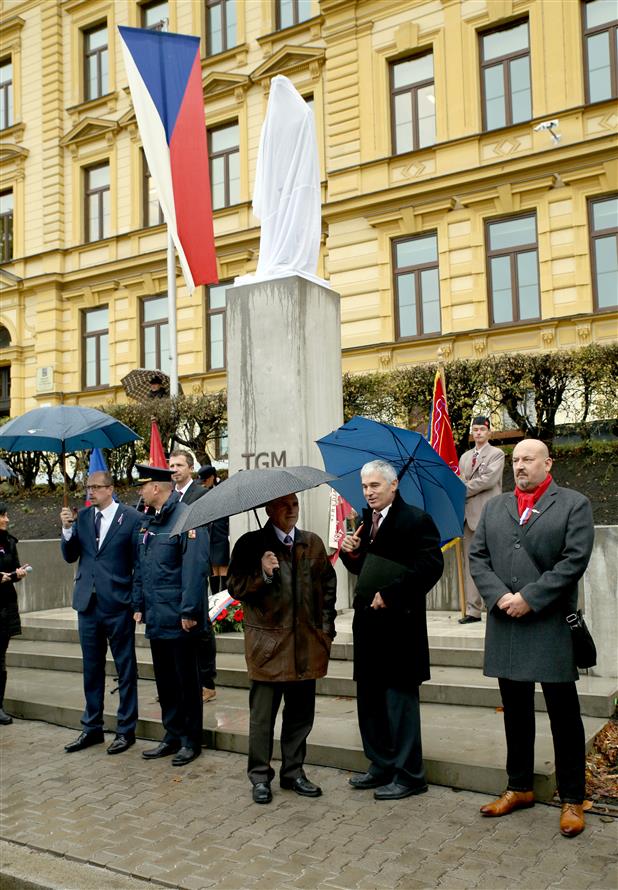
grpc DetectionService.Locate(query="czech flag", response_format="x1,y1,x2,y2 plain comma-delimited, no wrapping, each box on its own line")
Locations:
118,26,217,293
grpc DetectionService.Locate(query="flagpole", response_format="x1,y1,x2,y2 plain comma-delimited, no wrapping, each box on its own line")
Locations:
167,229,179,397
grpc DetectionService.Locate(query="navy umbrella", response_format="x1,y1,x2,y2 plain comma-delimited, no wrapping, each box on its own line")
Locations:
0,406,140,504
0,457,15,479
316,415,466,543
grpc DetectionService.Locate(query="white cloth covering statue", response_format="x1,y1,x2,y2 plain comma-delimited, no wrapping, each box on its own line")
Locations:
235,75,326,287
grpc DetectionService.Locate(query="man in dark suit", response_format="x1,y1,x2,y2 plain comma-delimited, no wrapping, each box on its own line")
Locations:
169,449,205,505
60,470,142,754
341,460,444,800
470,439,595,838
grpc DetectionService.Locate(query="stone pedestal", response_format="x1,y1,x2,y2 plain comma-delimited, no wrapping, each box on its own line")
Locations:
226,275,346,602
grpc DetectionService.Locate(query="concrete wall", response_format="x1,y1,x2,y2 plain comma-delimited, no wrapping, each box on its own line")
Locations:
15,540,75,613
583,526,618,679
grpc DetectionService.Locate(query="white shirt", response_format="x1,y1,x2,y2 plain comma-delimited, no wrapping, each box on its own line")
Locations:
62,501,119,547
372,503,393,525
175,480,193,501
272,525,296,545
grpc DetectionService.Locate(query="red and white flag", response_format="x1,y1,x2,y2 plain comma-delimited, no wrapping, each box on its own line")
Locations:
428,370,460,476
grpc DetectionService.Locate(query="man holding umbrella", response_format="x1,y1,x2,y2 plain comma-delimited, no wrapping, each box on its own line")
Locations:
340,460,444,800
227,492,337,805
60,471,142,754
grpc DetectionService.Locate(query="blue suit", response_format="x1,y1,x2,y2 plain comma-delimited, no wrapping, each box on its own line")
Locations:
61,502,142,737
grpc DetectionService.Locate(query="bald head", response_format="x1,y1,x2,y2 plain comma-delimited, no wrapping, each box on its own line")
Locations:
513,439,552,491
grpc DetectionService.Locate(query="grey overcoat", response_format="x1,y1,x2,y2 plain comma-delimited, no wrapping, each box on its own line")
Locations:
469,481,594,683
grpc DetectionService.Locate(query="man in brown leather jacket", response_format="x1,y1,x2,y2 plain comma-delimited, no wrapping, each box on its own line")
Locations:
227,493,336,805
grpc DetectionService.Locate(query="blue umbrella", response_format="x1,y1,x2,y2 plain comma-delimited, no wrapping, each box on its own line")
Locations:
0,457,15,479
316,415,466,543
0,406,140,504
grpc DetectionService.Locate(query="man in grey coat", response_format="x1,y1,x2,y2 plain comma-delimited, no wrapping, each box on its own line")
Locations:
469,439,594,838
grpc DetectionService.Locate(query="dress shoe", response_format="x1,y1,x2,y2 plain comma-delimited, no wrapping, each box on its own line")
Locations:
142,741,181,760
480,790,535,816
560,803,585,837
107,734,135,755
349,772,390,790
171,746,200,766
0,707,13,725
280,775,322,797
458,615,481,624
374,781,428,801
64,730,104,753
202,688,217,703
252,782,272,804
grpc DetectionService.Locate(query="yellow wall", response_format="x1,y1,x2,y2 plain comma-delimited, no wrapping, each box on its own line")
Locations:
0,0,616,415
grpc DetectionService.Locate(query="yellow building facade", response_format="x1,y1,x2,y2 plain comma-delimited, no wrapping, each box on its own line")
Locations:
0,0,616,418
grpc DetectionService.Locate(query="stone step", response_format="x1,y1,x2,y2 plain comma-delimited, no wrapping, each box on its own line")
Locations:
8,638,617,718
4,666,607,803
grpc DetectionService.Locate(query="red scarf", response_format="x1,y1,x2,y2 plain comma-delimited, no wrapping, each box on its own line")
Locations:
514,473,553,522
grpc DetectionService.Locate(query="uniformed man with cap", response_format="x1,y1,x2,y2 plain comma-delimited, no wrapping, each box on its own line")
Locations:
458,416,505,624
131,464,210,766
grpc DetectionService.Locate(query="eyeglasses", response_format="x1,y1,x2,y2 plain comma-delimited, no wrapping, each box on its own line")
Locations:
86,484,111,491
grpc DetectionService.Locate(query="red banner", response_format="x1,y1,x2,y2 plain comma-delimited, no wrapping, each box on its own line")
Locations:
428,370,460,476
149,420,168,468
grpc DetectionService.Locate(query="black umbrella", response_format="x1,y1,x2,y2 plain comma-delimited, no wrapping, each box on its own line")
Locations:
170,466,336,536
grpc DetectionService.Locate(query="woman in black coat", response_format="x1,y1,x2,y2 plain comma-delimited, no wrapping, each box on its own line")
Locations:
0,502,28,725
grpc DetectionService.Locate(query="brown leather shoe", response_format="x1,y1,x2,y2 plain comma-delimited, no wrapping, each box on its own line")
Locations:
480,790,535,816
560,803,585,837
202,688,217,703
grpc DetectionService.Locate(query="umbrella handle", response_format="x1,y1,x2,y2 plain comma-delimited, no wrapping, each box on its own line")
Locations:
252,508,262,529
62,448,69,508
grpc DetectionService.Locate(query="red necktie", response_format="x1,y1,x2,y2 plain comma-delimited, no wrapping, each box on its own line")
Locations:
471,452,478,470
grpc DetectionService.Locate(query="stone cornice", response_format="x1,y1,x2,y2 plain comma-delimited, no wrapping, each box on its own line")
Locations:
250,45,325,85
60,116,119,148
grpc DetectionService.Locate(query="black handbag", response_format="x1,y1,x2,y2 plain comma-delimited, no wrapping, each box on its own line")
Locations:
566,610,597,669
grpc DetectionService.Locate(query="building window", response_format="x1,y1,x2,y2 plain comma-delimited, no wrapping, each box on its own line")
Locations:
208,123,240,209
83,24,108,101
207,0,237,56
390,53,436,155
0,190,13,261
0,59,13,130
84,163,110,242
589,195,618,311
142,295,170,370
206,282,228,370
276,0,313,30
141,0,169,31
83,307,109,389
0,366,10,417
142,150,164,227
486,214,540,325
393,233,441,339
583,0,618,103
480,20,531,131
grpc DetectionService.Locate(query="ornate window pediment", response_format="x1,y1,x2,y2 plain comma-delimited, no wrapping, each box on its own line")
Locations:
250,45,325,85
202,72,250,101
60,116,118,148
0,142,28,164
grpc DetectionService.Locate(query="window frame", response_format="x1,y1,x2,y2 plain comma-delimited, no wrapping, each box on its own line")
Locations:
275,0,313,30
141,295,169,370
82,22,108,102
140,0,169,31
588,193,618,313
582,0,618,104
0,366,10,417
206,281,229,370
84,162,110,243
142,149,164,228
208,122,240,210
479,18,531,132
206,0,236,56
82,306,109,390
392,232,442,341
485,212,541,327
389,51,435,156
0,189,13,262
0,57,13,130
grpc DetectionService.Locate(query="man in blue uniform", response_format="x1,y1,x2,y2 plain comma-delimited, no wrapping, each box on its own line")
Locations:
60,471,142,755
131,464,210,767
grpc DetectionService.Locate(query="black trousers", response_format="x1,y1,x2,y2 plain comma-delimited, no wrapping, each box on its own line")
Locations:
248,679,316,785
499,677,585,803
199,615,217,690
356,680,425,789
150,634,202,751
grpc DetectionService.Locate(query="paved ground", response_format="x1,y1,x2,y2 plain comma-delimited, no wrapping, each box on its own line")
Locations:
1,720,616,890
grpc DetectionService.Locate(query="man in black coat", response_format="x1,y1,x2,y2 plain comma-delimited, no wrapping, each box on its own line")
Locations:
60,471,142,755
341,460,444,800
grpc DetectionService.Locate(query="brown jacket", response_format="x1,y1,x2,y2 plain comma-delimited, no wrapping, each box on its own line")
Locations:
459,442,505,531
227,522,337,683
